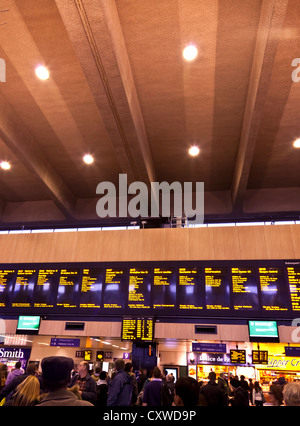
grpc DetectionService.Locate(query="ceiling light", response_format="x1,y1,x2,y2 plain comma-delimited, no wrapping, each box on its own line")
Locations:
183,44,198,62
35,65,50,80
188,146,200,157
0,161,11,170
83,154,94,165
293,138,300,148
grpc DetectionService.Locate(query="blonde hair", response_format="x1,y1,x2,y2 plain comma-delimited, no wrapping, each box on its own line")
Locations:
12,375,40,406
283,382,300,406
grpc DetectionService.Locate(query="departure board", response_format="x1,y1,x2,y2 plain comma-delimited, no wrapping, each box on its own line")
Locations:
230,350,246,364
286,263,300,311
252,350,268,365
56,268,80,309
79,268,103,311
153,267,176,309
1,259,300,318
178,267,203,310
33,268,59,309
103,268,126,309
231,266,259,311
121,317,154,342
12,269,37,308
128,267,151,309
0,269,15,308
259,266,289,312
205,267,230,310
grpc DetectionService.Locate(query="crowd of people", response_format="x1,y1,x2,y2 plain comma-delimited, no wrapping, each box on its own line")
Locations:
0,357,300,406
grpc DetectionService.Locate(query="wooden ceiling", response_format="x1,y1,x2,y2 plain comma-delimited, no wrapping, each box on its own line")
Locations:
0,0,300,228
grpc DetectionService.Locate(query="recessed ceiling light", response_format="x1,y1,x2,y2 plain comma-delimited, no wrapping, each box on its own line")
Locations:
0,161,11,170
183,44,198,62
35,65,50,80
293,138,300,148
188,146,200,157
83,154,94,165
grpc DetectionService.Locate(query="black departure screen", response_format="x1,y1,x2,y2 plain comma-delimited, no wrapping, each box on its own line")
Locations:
153,267,176,310
0,259,297,318
33,268,60,309
178,267,203,310
103,268,126,309
231,266,259,311
56,268,80,309
286,263,300,311
127,267,151,309
79,268,104,311
12,269,37,309
0,269,16,308
205,266,230,311
259,266,289,312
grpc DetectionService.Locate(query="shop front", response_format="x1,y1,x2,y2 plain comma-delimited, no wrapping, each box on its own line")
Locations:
0,347,31,371
187,351,256,383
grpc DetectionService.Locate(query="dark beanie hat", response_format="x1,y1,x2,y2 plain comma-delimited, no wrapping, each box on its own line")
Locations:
41,356,74,383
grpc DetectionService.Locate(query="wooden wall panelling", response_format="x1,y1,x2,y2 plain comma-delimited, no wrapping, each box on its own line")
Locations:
290,225,300,259
188,227,215,260
263,225,295,259
164,228,189,261
74,231,102,262
33,233,57,263
141,229,166,261
9,233,38,263
0,234,18,263
212,227,241,260
50,232,79,263
237,226,267,259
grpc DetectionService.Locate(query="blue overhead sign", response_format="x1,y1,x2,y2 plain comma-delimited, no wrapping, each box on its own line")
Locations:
50,338,80,347
192,342,227,353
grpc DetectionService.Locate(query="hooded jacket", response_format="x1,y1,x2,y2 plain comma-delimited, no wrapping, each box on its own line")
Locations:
107,369,133,406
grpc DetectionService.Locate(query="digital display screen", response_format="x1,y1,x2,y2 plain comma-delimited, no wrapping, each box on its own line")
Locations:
79,268,103,311
12,269,37,309
128,267,151,309
34,268,59,309
56,268,80,309
231,266,259,311
121,317,154,342
103,268,126,309
153,267,176,310
0,269,16,308
0,259,298,318
230,350,246,364
248,320,279,342
17,315,40,334
205,266,230,310
252,350,268,365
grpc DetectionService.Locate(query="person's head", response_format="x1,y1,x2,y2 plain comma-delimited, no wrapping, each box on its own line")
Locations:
174,377,200,406
94,366,101,375
208,371,216,383
78,361,89,377
115,359,125,372
41,356,74,392
15,361,22,370
26,362,38,375
254,381,261,390
269,384,283,406
100,371,107,380
166,374,174,383
12,375,40,406
283,382,300,406
124,362,133,373
152,366,161,379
